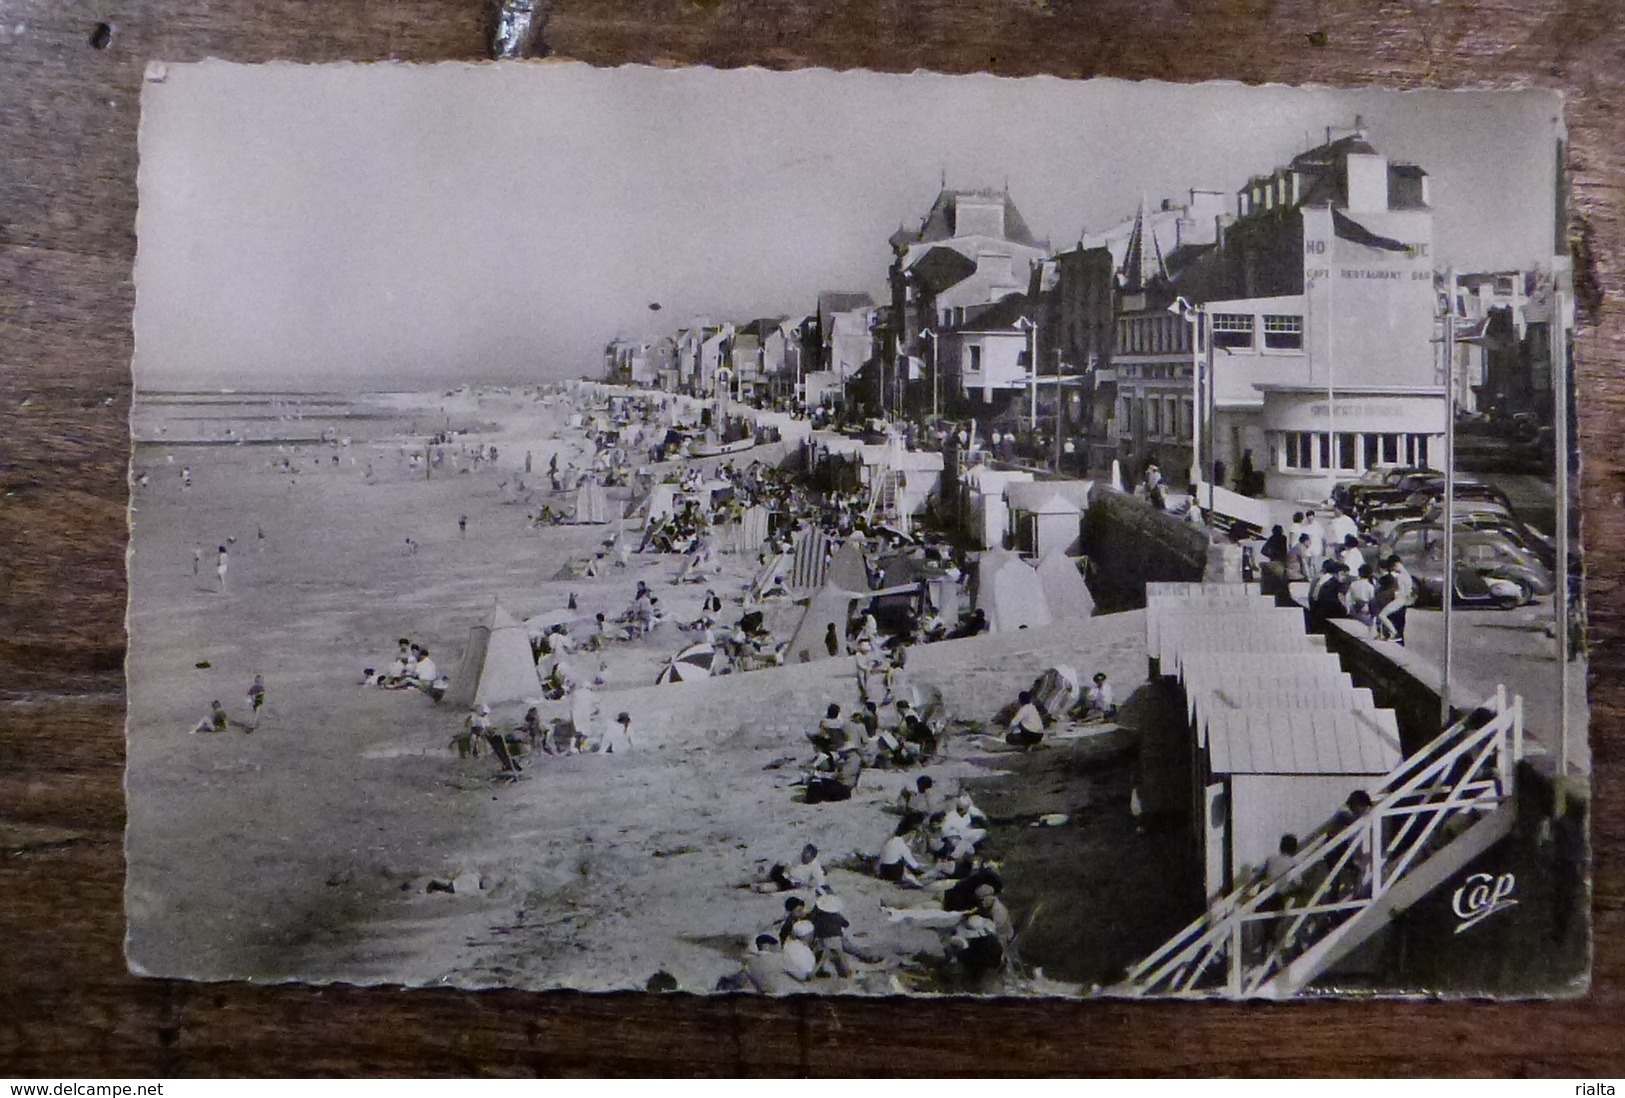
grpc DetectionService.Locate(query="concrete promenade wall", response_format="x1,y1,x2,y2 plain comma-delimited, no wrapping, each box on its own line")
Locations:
1080,490,1208,611
1318,618,1459,755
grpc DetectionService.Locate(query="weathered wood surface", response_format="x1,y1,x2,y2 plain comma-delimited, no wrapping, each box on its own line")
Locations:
2,0,1622,1076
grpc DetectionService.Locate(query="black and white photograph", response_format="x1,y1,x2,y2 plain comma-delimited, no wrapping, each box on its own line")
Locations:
125,62,1587,999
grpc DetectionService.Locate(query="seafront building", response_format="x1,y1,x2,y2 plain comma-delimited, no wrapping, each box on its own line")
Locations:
601,123,1575,511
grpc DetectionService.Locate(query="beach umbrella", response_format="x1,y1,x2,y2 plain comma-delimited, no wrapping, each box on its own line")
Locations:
656,640,718,684
1031,664,1081,718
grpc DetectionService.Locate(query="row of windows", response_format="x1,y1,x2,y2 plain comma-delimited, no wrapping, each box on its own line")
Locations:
1115,314,1192,357
1212,313,1304,351
1121,363,1191,381
1118,395,1193,442
1274,431,1433,473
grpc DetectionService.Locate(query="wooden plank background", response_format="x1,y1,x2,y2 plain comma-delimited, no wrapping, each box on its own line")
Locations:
2,0,1621,1076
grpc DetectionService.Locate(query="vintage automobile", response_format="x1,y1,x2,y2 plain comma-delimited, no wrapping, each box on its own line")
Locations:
1345,470,1445,519
1383,524,1555,607
1362,487,1516,538
1332,465,1431,515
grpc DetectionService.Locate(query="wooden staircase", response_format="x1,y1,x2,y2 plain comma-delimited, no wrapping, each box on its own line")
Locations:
1113,687,1525,998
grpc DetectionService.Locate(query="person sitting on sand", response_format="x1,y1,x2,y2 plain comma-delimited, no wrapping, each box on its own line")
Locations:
761,843,826,894
943,856,1004,912
383,639,411,683
804,746,863,803
191,700,232,735
918,610,949,644
740,934,801,995
897,775,945,818
1079,672,1117,722
808,704,847,755
1005,690,1047,749
946,912,1005,989
776,896,809,944
950,608,988,639
900,713,939,762
867,717,913,769
937,796,988,858
877,816,927,886
781,920,819,982
412,648,438,689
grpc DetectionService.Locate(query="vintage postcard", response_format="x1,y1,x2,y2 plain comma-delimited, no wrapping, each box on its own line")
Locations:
125,63,1586,997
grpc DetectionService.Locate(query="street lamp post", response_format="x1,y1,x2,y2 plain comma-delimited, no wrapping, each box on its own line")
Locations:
921,328,938,419
1053,355,1065,473
1169,297,1213,511
1015,316,1038,432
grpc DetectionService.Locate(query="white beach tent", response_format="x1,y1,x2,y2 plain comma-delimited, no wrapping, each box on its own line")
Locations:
572,481,614,524
450,603,543,707
976,549,1052,633
1036,551,1095,620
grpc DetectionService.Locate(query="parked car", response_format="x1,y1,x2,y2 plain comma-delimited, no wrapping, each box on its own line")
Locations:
1349,471,1446,519
1332,465,1431,515
1383,524,1555,607
1364,493,1517,540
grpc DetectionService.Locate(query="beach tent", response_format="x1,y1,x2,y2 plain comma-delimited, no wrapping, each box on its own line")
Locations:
1012,489,1082,558
450,603,542,707
738,504,771,554
785,580,923,664
656,640,720,683
645,483,679,524
1036,551,1095,621
788,527,831,591
827,538,871,592
786,585,860,665
572,481,614,524
749,551,792,601
976,550,1052,633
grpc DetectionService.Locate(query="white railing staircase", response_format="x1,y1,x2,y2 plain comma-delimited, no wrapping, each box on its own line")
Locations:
1114,686,1525,998
866,469,902,529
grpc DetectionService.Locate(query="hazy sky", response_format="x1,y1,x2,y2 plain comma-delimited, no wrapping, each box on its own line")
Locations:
134,62,1562,390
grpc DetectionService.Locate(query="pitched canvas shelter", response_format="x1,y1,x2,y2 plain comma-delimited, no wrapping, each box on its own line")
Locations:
749,551,793,600
976,549,1052,633
572,481,614,524
786,585,860,665
450,603,542,707
1013,490,1082,558
1036,551,1095,620
788,527,831,591
722,504,771,554
785,580,925,664
827,538,871,592
645,483,679,524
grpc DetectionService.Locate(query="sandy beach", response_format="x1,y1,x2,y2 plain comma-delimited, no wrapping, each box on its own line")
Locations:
126,387,1189,995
